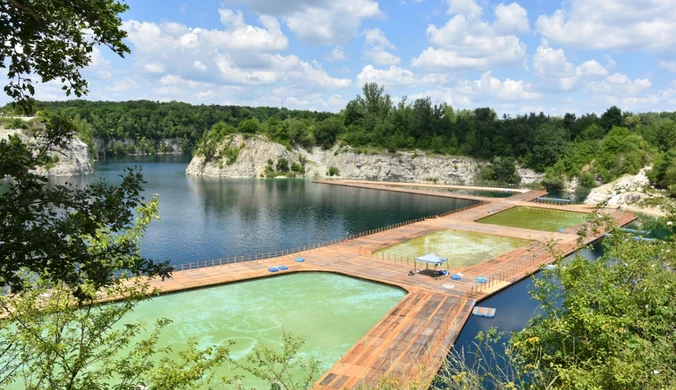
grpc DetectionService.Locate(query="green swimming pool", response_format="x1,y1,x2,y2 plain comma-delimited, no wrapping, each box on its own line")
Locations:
476,206,588,232
123,272,405,389
373,230,532,268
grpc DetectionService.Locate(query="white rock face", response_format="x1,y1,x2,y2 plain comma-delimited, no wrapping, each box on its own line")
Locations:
186,134,480,183
517,168,544,184
584,167,651,207
1,128,93,176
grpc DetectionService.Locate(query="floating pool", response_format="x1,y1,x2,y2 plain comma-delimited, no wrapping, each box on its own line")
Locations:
373,230,532,268
477,207,588,232
123,272,405,389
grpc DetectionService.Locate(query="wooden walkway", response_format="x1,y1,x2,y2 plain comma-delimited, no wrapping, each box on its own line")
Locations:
141,181,636,389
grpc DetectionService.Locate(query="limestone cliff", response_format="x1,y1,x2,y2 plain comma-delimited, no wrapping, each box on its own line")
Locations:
1,128,93,176
584,167,665,216
186,134,480,183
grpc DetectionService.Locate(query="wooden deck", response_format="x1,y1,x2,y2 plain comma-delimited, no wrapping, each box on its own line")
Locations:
141,181,636,389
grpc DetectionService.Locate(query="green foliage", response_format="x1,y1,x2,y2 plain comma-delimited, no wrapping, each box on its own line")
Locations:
529,123,569,172
601,105,623,131
0,279,232,390
276,158,289,172
648,151,676,196
0,114,173,298
264,165,276,178
314,117,344,149
478,157,521,184
328,166,340,177
222,143,242,166
0,0,130,109
238,118,260,134
511,218,676,389
290,162,304,174
229,332,320,390
595,126,651,182
6,117,27,129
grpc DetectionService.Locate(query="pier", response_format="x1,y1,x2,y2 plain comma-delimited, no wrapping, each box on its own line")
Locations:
142,180,636,389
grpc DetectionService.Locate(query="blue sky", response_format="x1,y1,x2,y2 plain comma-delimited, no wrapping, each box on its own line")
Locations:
12,0,676,115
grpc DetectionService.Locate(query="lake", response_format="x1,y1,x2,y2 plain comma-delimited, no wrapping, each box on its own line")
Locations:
47,155,476,267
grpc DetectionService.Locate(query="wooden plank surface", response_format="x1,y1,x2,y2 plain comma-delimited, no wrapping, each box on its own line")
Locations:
136,183,635,389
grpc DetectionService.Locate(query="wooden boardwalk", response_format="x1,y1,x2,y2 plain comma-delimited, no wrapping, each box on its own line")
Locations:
142,181,636,389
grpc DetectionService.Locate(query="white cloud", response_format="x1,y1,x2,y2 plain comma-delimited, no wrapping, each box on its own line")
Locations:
237,0,382,45
326,46,348,62
123,11,288,57
456,71,540,101
106,77,140,93
407,88,455,106
143,62,166,73
412,0,527,70
536,0,676,52
364,28,396,50
447,0,482,19
192,60,207,72
356,65,446,88
84,47,112,80
212,53,352,89
587,73,652,97
532,40,608,90
219,9,246,28
363,28,400,66
658,60,676,73
493,2,529,34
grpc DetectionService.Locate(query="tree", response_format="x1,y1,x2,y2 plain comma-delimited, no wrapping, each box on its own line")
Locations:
0,0,130,109
529,123,569,172
0,113,173,298
490,157,520,184
314,117,343,149
600,105,623,131
0,200,231,389
510,208,676,389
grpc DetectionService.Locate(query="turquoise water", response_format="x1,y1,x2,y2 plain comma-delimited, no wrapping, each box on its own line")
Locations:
124,273,405,388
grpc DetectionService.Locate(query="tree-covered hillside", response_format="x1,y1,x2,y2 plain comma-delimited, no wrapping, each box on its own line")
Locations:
4,83,676,194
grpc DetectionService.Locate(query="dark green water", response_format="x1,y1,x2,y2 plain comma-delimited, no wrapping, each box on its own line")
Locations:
47,155,475,266
477,207,588,232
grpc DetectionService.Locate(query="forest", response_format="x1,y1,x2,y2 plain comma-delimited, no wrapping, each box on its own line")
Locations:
3,82,675,195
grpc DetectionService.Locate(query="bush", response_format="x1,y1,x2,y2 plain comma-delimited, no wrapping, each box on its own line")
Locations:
276,158,289,172
328,166,340,177
291,162,304,174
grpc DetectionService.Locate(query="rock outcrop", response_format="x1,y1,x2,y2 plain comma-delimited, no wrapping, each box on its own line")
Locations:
186,134,480,184
584,167,666,216
517,168,545,184
1,128,93,176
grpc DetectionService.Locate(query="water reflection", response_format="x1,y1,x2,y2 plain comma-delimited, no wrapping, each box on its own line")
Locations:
38,156,475,266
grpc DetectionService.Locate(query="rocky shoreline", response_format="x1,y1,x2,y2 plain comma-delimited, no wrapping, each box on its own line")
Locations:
186,134,481,184
1,128,93,176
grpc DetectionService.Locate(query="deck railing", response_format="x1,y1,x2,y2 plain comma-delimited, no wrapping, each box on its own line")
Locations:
169,201,485,273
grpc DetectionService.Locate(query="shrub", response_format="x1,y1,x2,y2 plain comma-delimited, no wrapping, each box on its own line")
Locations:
328,166,340,177
276,158,289,172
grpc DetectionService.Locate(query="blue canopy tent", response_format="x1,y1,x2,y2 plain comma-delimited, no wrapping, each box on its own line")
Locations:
414,253,448,273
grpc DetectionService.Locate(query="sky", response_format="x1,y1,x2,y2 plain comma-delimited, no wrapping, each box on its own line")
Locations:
8,0,676,115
